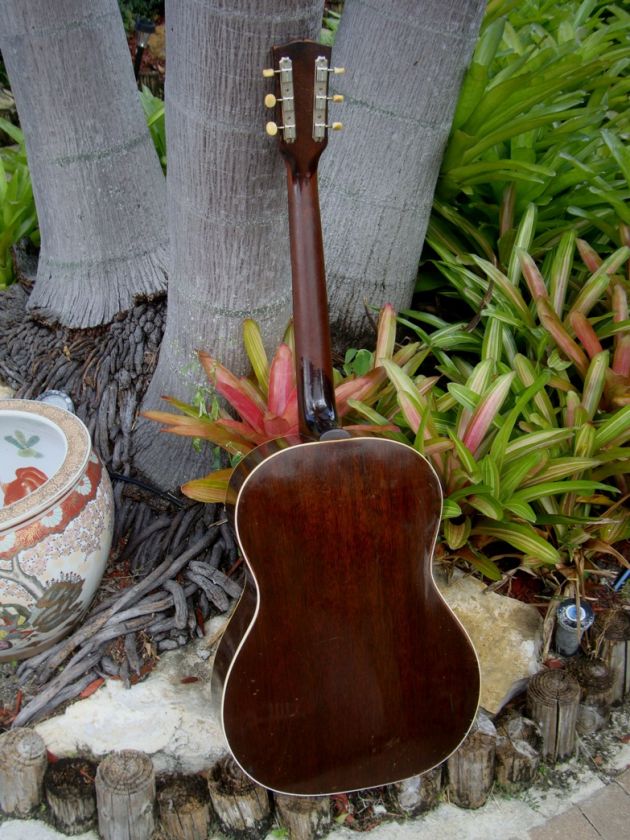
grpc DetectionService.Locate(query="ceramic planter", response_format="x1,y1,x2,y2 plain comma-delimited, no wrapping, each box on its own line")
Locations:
0,399,114,662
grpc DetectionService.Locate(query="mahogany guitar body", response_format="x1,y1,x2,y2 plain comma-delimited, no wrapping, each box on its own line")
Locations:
212,436,480,795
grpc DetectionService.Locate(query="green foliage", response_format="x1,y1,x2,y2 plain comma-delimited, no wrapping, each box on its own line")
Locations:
139,86,166,173
0,117,38,289
320,6,342,46
118,1,163,33
399,214,630,584
437,0,630,255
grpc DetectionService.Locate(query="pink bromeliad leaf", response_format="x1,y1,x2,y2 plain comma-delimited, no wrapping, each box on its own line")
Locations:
199,351,265,433
267,344,296,417
462,372,515,456
335,368,387,416
569,311,603,359
216,418,269,445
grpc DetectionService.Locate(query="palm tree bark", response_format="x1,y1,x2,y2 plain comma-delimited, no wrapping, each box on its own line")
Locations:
134,0,324,486
319,0,485,347
0,0,167,328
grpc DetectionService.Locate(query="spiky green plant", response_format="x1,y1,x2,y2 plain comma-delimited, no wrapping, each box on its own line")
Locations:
436,0,630,256
0,117,38,288
400,206,630,587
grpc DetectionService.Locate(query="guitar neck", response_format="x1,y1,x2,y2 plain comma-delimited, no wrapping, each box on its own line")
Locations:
267,40,344,440
286,164,338,438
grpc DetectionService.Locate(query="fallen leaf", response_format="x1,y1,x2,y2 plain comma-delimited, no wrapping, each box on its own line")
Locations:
79,677,105,699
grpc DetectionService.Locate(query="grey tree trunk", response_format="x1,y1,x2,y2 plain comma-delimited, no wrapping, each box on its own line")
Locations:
319,0,485,347
134,0,323,485
134,0,485,489
0,0,167,328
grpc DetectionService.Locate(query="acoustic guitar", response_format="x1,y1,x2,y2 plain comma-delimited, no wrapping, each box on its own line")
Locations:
211,40,480,796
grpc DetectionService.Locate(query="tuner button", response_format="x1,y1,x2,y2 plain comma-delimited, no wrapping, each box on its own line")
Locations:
332,94,344,103
331,122,344,131
264,93,277,108
262,68,275,78
333,66,345,75
265,121,279,136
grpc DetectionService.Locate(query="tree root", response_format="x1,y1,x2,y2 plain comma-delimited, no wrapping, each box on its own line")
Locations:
0,276,239,728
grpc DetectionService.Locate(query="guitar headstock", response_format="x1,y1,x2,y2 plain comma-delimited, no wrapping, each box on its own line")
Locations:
263,41,344,175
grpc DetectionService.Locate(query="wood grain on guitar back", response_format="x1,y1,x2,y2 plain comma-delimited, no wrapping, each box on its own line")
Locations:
216,437,480,795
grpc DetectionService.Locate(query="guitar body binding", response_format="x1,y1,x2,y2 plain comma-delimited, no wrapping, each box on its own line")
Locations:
212,436,480,795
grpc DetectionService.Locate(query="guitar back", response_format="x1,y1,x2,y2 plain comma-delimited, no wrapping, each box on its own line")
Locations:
215,437,479,795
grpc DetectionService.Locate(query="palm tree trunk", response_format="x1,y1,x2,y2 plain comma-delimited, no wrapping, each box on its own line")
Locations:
134,0,324,485
319,0,485,347
0,0,167,328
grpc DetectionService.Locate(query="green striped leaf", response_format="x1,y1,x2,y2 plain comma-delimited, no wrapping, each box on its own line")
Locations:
511,479,616,504
447,383,481,413
503,500,537,522
522,457,601,485
594,405,630,448
505,428,573,458
469,494,504,520
582,350,609,419
443,517,471,550
500,452,545,499
474,521,560,564
442,499,463,519
481,455,501,498
512,355,556,425
549,230,576,316
490,371,552,466
465,550,503,582
471,256,534,324
447,429,482,482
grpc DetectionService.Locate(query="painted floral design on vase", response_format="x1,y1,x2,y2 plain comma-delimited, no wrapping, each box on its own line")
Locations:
0,399,114,661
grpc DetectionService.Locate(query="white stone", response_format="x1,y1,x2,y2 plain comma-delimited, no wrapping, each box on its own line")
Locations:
436,573,543,715
0,820,96,840
34,616,229,774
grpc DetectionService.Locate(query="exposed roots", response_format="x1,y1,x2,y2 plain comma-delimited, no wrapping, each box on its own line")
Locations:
0,272,237,728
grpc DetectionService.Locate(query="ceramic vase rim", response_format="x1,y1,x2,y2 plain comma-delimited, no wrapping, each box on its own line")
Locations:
0,399,91,531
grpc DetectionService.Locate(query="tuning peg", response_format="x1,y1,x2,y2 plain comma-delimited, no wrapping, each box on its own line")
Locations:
314,121,344,134
262,68,276,78
265,93,294,109
266,121,296,138
315,93,344,104
330,66,345,75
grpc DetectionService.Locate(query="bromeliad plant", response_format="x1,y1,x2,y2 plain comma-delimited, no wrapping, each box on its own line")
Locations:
384,351,630,585
396,205,630,586
144,306,407,504
437,0,630,255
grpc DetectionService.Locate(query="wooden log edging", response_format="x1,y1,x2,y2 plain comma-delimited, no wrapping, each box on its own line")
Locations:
527,669,580,762
207,756,272,839
44,757,98,835
446,711,497,809
391,764,442,815
568,657,614,734
95,750,156,840
594,609,630,703
0,727,47,816
494,713,540,790
275,794,332,840
157,773,212,840
2,652,630,836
